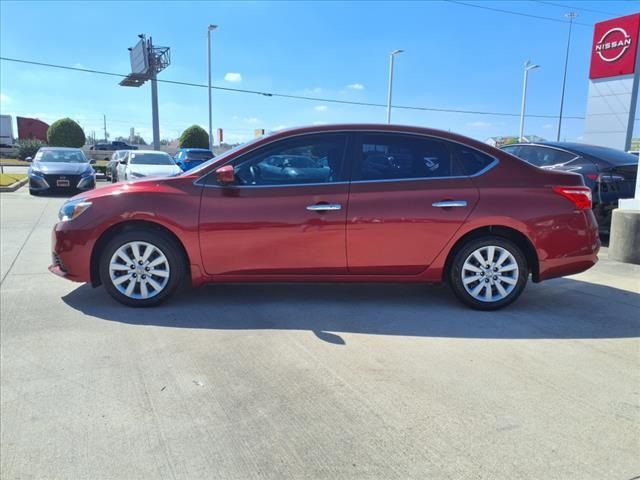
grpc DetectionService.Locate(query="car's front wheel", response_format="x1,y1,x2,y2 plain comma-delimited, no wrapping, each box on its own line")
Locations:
99,229,185,307
449,236,528,310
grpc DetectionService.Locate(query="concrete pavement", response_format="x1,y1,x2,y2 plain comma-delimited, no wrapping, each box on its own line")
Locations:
1,184,639,479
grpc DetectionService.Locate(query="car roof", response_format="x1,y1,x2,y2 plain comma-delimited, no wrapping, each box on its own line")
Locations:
181,148,212,152
129,150,170,154
501,141,638,164
39,147,83,151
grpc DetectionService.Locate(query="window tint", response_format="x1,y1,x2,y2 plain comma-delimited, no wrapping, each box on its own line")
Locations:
453,145,496,176
234,134,346,186
355,134,461,181
129,152,175,165
515,146,576,167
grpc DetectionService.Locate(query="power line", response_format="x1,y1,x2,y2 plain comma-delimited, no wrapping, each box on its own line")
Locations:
0,55,586,120
445,0,592,27
531,0,621,17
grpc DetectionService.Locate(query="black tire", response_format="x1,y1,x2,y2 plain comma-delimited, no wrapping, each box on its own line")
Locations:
99,229,186,307
448,236,528,311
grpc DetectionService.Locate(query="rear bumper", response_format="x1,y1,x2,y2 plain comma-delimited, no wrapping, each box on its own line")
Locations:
536,210,600,281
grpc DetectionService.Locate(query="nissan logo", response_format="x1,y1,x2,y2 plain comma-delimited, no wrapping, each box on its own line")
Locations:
595,27,632,63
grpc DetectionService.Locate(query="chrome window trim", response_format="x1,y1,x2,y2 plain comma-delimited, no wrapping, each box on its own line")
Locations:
194,128,500,188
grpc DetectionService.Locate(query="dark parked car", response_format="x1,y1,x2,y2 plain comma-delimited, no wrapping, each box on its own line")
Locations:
91,141,138,151
106,150,128,182
174,148,214,171
28,147,96,195
50,124,599,310
501,142,638,232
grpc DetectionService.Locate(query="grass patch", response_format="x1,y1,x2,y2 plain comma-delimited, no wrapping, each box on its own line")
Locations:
0,173,27,187
0,158,30,166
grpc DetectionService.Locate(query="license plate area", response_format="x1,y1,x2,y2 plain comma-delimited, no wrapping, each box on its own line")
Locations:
56,179,70,187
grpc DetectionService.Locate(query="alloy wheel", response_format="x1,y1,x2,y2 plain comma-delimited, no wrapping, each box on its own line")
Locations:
461,245,519,303
108,241,171,299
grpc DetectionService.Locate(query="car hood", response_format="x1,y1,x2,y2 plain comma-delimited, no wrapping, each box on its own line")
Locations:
31,162,93,175
128,164,182,177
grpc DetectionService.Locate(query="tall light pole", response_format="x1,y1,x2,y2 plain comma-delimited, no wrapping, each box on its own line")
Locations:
557,12,577,142
207,24,217,151
519,60,540,142
386,49,403,124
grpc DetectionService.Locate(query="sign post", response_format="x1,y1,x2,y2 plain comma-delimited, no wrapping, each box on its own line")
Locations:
589,14,640,264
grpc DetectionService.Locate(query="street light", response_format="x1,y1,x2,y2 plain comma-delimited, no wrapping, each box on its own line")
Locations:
519,60,540,142
207,24,218,151
386,49,404,124
557,12,577,142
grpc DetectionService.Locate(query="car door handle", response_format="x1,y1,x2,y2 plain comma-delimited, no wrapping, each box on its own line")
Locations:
306,203,342,212
432,200,467,208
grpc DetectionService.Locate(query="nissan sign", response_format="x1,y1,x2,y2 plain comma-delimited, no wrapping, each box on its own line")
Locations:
589,13,640,79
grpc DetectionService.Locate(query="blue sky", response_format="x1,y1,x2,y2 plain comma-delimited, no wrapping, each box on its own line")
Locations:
1,0,639,144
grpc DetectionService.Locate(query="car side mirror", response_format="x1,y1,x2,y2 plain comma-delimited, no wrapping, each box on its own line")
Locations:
119,159,127,164
89,159,96,165
25,157,32,162
215,165,235,185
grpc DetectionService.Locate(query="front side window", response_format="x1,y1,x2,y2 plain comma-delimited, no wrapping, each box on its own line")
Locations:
355,134,462,181
233,134,347,186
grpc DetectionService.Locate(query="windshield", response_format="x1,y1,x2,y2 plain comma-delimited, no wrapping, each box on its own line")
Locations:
182,137,267,176
130,152,175,165
36,150,88,163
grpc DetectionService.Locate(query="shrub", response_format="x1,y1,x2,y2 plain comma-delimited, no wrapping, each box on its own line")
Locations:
16,139,45,160
179,125,209,149
47,118,86,147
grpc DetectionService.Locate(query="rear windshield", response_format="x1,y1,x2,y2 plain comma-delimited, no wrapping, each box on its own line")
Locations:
36,150,87,163
566,144,638,165
186,151,214,161
130,153,174,165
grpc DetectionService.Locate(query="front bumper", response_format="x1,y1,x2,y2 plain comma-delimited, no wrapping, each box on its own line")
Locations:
49,223,95,283
30,173,96,192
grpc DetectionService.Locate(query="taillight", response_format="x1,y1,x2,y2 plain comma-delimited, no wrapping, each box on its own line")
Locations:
553,186,592,210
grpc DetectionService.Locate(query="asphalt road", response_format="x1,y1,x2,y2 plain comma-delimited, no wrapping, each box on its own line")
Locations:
1,183,639,479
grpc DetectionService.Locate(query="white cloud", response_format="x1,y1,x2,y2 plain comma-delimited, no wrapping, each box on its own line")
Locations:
224,72,242,83
346,83,365,90
272,125,288,131
543,123,554,129
0,93,11,104
314,105,328,112
245,117,260,124
467,121,492,128
312,121,328,126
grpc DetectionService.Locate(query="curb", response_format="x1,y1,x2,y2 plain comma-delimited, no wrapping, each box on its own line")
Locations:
0,177,29,193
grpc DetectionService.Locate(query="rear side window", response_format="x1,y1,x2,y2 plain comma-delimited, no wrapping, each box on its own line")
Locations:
512,146,576,167
355,134,461,181
453,145,496,176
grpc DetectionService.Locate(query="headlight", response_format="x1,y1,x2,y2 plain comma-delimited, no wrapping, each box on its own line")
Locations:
131,172,146,178
29,169,43,177
58,198,92,222
81,169,95,177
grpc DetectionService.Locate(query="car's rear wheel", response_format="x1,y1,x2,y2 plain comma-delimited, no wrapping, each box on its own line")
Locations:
99,229,185,307
449,236,528,310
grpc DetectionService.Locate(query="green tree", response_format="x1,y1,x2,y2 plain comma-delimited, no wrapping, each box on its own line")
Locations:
16,139,45,160
47,118,86,147
179,125,209,149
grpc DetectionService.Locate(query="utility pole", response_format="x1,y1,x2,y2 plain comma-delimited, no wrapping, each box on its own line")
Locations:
386,49,404,124
557,12,577,142
207,25,218,151
103,114,107,142
519,60,540,142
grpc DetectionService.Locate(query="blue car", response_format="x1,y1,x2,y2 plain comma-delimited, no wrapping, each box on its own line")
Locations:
174,148,214,171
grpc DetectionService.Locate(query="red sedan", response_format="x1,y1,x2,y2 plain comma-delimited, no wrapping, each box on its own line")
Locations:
49,124,599,310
